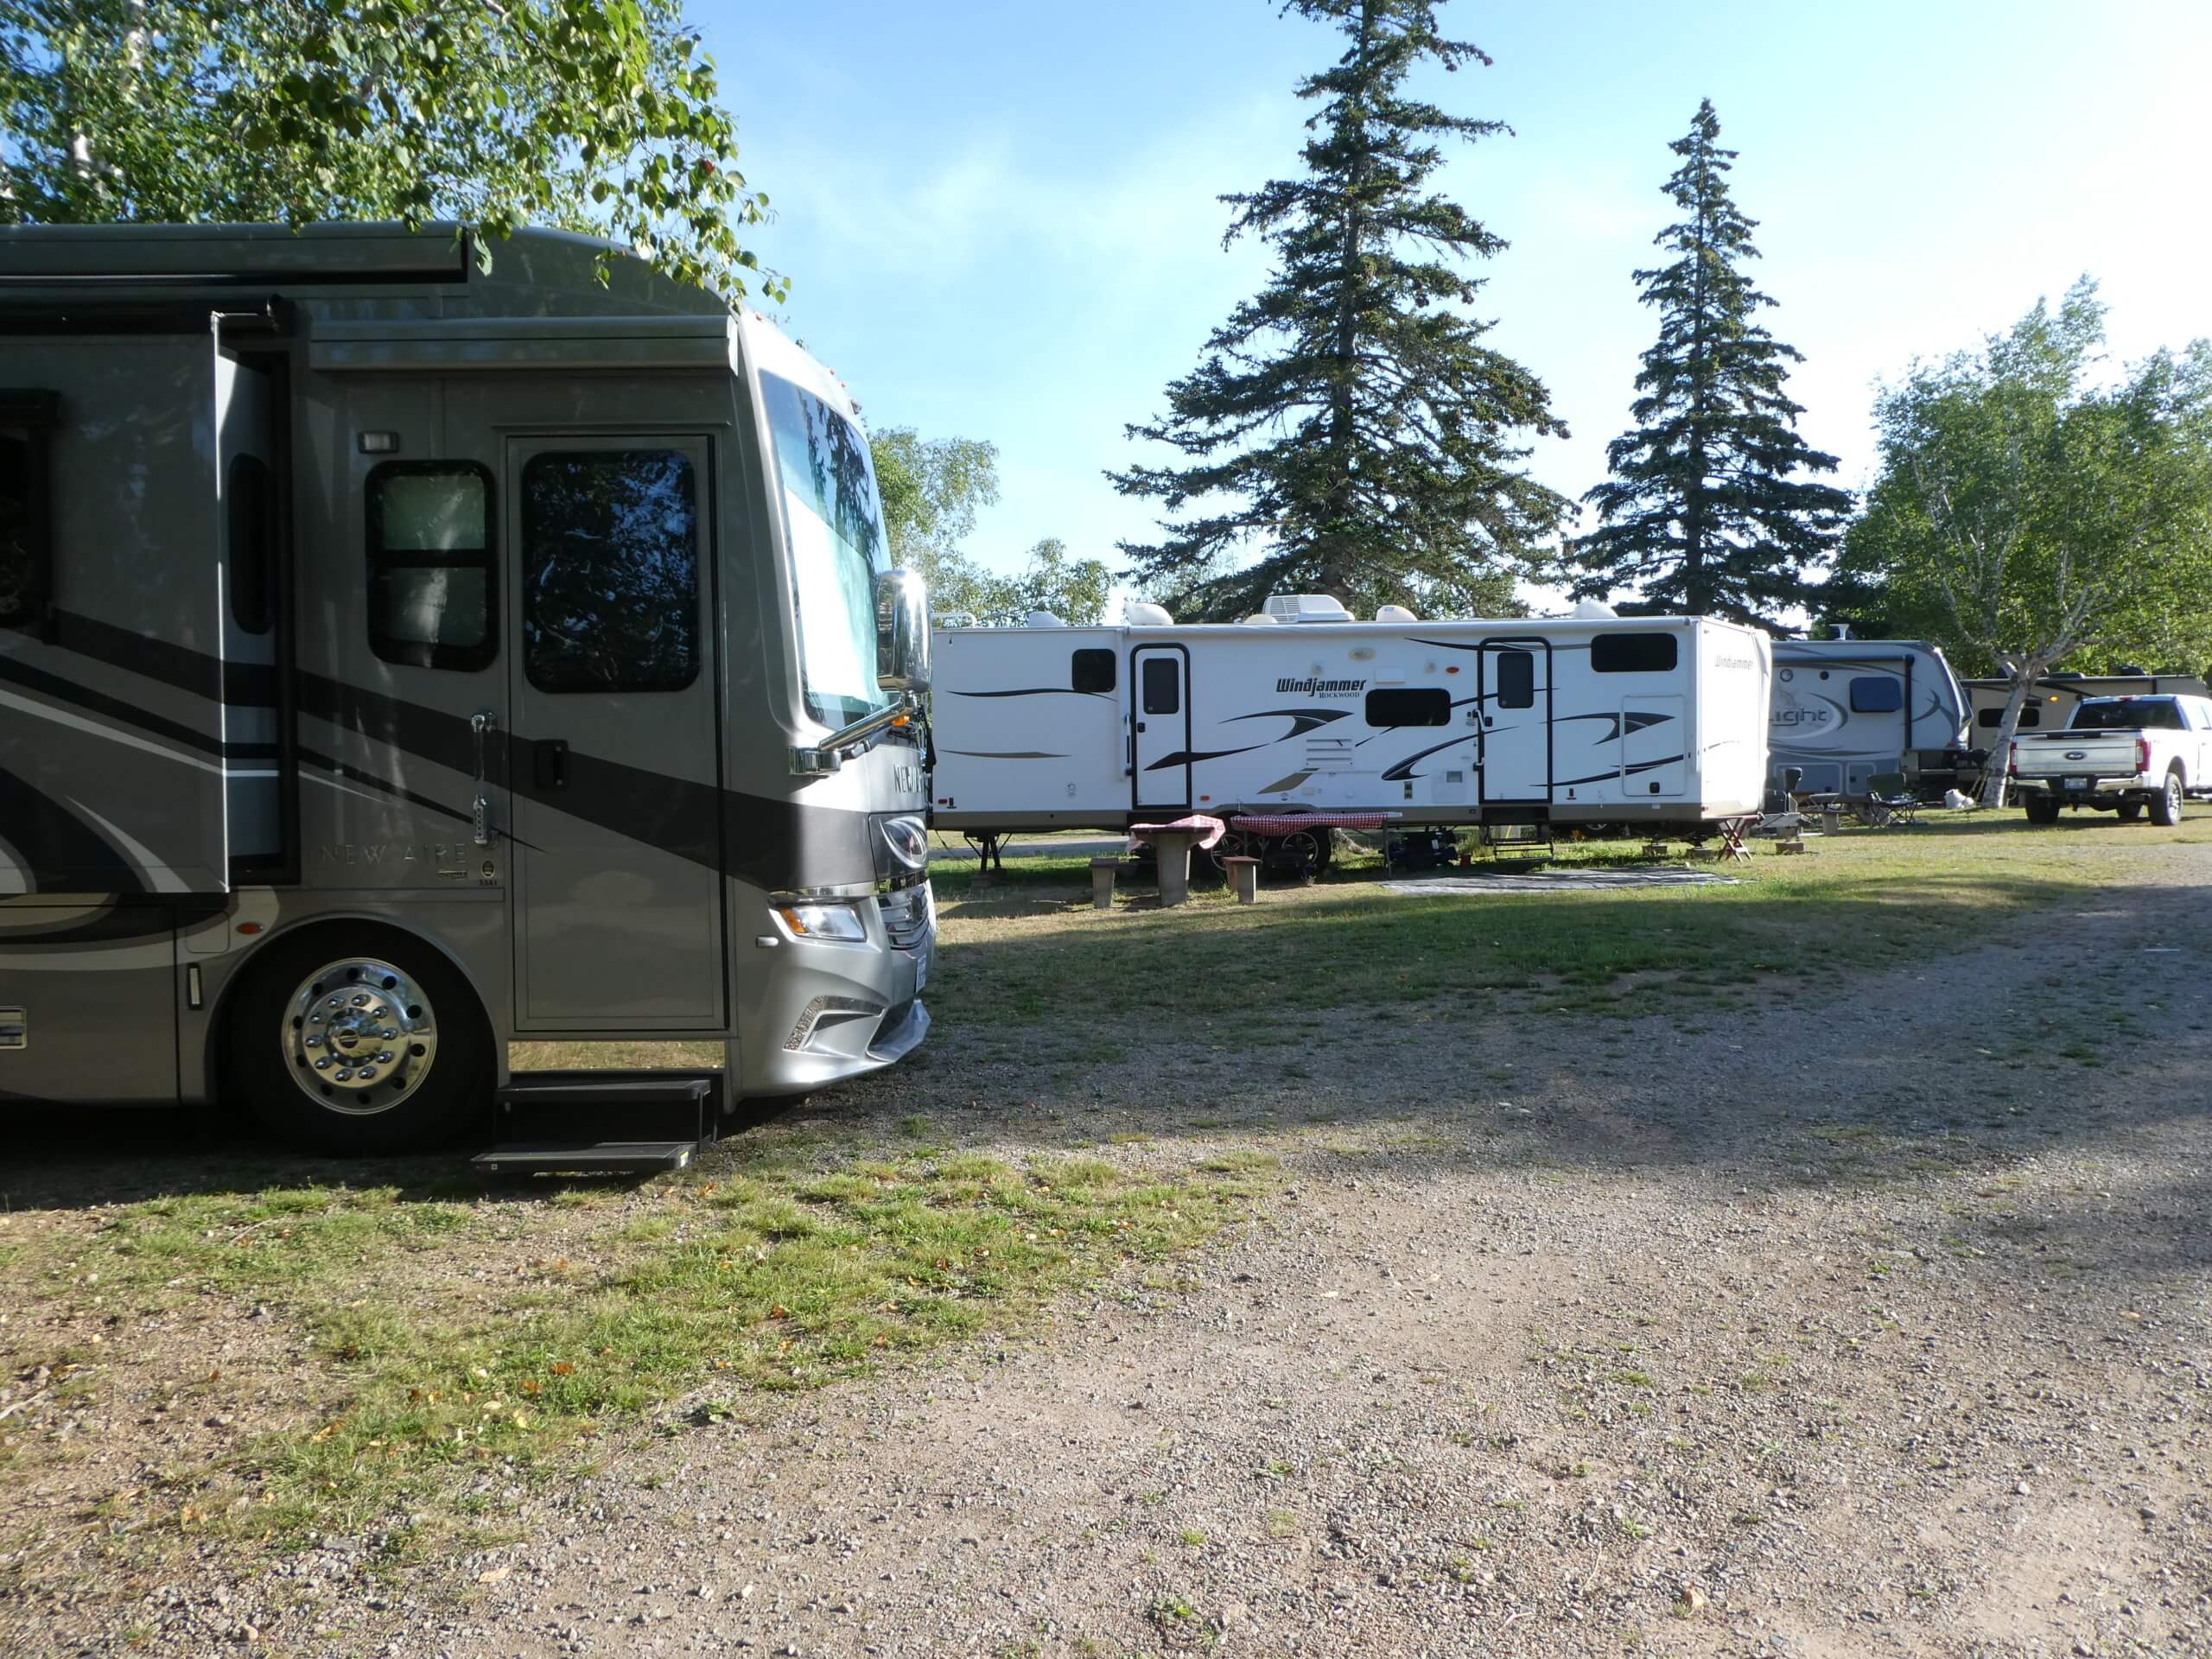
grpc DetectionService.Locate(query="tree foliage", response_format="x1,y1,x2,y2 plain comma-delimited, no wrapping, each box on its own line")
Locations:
1567,99,1849,626
1109,0,1566,622
1832,280,2212,800
0,0,780,302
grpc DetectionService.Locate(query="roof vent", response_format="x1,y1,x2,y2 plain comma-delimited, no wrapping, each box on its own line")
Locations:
1239,613,1281,626
1263,594,1354,624
1125,601,1173,626
1026,609,1066,628
1572,599,1618,620
1374,604,1418,623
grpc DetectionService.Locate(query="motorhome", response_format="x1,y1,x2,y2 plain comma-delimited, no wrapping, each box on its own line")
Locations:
1768,639,1973,801
930,596,1771,870
0,223,934,1167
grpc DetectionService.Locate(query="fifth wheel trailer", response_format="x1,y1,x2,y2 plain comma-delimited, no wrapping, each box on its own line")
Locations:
0,223,934,1165
1767,639,1974,801
929,598,1771,860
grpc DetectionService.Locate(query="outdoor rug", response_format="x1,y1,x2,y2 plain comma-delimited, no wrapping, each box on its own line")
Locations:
1380,866,1743,896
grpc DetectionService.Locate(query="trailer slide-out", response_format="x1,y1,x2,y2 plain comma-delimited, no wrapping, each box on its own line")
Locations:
930,596,1770,868
0,223,934,1166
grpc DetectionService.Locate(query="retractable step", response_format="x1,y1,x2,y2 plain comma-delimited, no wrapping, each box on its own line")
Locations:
471,1071,718,1179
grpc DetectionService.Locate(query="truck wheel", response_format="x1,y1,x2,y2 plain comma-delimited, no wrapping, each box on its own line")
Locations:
224,925,493,1154
2150,769,2185,826
2024,797,2061,825
2117,801,2144,822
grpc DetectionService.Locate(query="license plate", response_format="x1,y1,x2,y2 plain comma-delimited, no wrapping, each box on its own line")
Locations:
2065,776,2091,791
915,951,930,991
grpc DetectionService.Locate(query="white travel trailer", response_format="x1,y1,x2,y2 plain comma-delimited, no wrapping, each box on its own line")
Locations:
0,224,935,1168
930,597,1771,866
1962,671,2212,740
1768,639,1973,800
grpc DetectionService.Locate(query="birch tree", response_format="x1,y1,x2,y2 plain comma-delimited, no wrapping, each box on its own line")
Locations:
1840,281,2212,804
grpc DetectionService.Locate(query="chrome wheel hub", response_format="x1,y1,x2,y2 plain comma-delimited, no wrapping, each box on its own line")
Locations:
282,957,437,1116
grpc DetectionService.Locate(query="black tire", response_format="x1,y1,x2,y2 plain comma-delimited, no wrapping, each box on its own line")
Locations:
2023,796,2061,825
2117,801,2145,822
2150,769,2184,827
224,923,494,1154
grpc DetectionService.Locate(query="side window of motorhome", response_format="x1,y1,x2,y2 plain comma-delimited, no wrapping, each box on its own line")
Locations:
1980,704,2041,728
523,450,699,693
366,461,496,671
1141,656,1179,715
1365,687,1450,727
1590,633,1676,673
1071,648,1116,694
228,454,275,636
0,389,59,631
1496,650,1535,709
1849,677,1902,713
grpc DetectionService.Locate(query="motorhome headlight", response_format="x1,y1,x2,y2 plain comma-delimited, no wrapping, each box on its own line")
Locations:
879,814,929,871
774,901,869,942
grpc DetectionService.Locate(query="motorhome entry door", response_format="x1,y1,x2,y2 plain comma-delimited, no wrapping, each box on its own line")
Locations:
505,436,728,1031
1131,645,1192,811
1478,639,1551,805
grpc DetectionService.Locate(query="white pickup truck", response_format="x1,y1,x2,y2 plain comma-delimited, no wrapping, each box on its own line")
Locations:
2008,693,2212,824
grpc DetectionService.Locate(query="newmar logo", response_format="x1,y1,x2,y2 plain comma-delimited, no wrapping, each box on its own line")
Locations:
1276,676,1367,696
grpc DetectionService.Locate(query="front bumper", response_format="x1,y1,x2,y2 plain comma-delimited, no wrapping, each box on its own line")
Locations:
741,882,935,1096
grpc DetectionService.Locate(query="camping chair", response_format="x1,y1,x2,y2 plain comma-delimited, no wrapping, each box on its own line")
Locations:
1859,772,1920,827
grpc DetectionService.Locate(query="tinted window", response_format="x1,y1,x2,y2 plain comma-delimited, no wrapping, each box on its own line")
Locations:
523,450,699,693
1591,632,1677,673
1141,655,1179,715
1495,649,1535,709
1366,687,1451,727
227,453,274,636
366,461,494,671
1981,704,2043,728
2071,698,2184,731
0,390,59,631
1848,676,1903,714
1072,648,1116,694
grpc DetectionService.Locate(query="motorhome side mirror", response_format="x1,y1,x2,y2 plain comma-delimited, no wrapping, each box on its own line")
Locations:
877,568,931,693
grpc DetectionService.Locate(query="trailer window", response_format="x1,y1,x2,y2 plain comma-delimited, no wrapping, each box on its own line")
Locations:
1141,655,1180,715
1979,704,2041,728
522,450,699,693
366,462,495,671
1591,633,1677,673
0,389,59,632
1848,676,1902,713
227,454,275,636
2070,698,2185,731
1072,648,1116,694
1365,687,1451,727
1494,650,1535,709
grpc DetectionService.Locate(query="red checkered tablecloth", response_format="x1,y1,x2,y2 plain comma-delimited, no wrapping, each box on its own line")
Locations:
1127,814,1228,852
1227,812,1401,836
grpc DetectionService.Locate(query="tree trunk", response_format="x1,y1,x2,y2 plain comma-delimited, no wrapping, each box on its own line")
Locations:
1977,659,2047,809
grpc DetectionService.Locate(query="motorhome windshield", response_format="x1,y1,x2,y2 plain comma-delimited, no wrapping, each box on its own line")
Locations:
2071,699,2185,730
762,373,890,728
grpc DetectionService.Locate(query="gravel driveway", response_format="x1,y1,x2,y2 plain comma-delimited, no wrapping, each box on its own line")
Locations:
20,848,2212,1658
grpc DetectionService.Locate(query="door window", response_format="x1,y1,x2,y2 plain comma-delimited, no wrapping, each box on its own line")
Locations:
1141,655,1180,715
1494,650,1535,709
366,461,495,671
522,450,700,693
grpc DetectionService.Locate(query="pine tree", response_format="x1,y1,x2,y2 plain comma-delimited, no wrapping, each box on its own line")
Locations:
1108,0,1567,621
1568,99,1850,626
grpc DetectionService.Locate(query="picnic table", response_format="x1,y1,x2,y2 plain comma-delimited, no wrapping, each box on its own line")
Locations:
1127,814,1226,907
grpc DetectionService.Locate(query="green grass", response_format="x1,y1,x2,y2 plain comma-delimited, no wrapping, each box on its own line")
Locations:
930,815,2190,1033
5,1128,1266,1560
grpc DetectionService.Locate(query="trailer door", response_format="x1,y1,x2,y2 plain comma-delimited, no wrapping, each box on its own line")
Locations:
1131,645,1192,812
505,437,727,1030
1478,640,1550,806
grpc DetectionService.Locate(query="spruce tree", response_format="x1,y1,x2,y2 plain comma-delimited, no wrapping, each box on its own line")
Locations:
1109,0,1567,621
1568,99,1850,625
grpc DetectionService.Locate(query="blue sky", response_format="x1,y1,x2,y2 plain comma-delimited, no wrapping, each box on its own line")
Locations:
700,0,2212,604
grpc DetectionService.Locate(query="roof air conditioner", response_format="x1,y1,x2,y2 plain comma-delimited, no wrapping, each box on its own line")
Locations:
1026,609,1066,627
1374,604,1418,623
1572,599,1618,620
1125,601,1173,626
1262,594,1353,623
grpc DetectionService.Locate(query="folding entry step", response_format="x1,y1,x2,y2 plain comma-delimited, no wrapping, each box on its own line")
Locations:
470,1072,717,1177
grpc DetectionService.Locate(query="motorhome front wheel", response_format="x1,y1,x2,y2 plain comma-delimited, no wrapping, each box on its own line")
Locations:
226,926,493,1154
